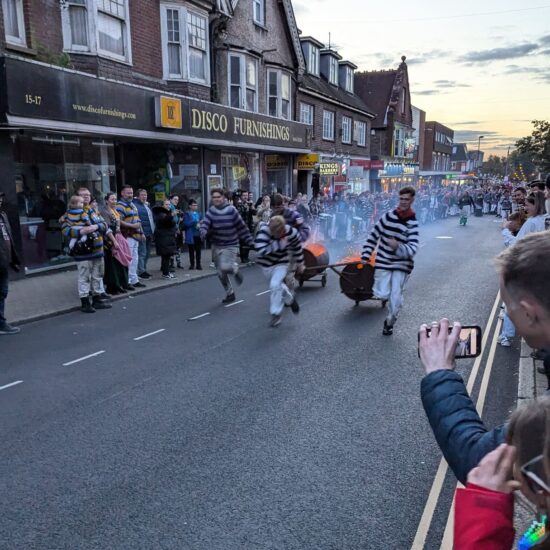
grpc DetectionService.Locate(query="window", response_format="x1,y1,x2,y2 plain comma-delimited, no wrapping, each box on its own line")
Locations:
401,88,406,114
97,0,127,58
308,45,319,76
300,102,314,125
67,0,89,49
342,116,352,143
2,0,26,46
328,57,338,85
161,5,209,84
229,53,258,112
267,69,291,119
345,67,354,93
322,110,335,140
355,121,366,146
252,0,265,26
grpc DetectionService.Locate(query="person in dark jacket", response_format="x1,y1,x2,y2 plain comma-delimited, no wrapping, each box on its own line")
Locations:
182,199,202,270
154,200,178,279
0,192,21,334
133,189,155,279
419,232,550,484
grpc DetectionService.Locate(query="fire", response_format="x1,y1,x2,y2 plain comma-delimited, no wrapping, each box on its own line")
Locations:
305,242,328,257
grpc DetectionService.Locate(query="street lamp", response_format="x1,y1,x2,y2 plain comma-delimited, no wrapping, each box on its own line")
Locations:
477,135,485,173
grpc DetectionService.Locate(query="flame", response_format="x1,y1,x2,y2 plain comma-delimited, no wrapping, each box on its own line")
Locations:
304,242,328,257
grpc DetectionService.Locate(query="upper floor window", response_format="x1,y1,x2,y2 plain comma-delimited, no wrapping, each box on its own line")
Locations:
342,116,352,144
97,0,128,59
229,53,258,112
328,57,338,85
322,110,334,140
308,45,319,76
66,0,89,49
160,5,209,84
267,69,291,120
252,0,265,26
355,121,366,146
300,102,314,125
345,67,354,93
2,0,26,46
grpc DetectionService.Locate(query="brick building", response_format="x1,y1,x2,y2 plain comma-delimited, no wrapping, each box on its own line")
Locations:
296,37,375,196
0,0,310,272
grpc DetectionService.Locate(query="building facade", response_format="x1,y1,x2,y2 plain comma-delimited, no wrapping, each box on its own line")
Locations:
0,0,311,272
419,121,456,186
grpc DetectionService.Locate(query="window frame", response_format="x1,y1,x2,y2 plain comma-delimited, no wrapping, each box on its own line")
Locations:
308,45,319,76
355,121,366,147
252,0,265,27
187,9,209,83
2,0,27,46
61,0,94,52
228,52,258,112
345,67,354,93
266,68,292,120
322,110,335,141
96,0,131,63
341,116,352,144
299,102,314,126
328,57,338,85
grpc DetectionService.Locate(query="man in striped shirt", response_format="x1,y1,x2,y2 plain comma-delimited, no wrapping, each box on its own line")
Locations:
200,188,253,303
361,186,419,335
254,216,304,327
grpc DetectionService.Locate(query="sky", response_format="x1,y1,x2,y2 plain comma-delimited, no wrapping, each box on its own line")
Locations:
291,0,550,157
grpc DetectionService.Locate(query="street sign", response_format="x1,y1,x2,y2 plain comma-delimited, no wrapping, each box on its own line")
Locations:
319,162,340,176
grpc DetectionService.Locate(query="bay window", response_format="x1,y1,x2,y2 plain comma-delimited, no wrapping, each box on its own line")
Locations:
267,69,291,120
2,0,26,46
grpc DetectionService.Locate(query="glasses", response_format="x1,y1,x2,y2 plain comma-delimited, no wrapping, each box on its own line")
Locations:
521,455,550,495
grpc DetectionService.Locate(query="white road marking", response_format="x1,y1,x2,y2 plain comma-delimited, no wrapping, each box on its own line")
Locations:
133,328,166,341
256,290,271,296
63,350,105,366
436,236,453,239
188,312,210,321
0,380,23,392
225,299,244,308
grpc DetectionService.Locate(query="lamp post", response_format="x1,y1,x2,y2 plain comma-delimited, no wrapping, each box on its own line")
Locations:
477,135,485,174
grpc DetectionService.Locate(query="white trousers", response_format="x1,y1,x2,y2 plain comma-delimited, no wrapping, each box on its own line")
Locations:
127,237,140,285
262,265,294,316
77,258,104,298
372,269,410,326
213,245,239,296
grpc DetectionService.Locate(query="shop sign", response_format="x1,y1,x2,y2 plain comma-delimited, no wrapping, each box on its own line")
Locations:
266,155,288,170
156,96,182,129
232,166,247,180
370,160,384,170
180,164,199,177
350,159,371,169
319,162,340,176
347,166,364,180
296,153,319,170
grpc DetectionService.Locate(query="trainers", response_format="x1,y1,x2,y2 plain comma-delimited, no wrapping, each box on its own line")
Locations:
139,272,152,280
222,293,236,304
125,284,136,291
134,282,147,288
499,337,511,347
498,310,505,320
162,274,171,280
0,323,20,335
169,272,177,279
209,262,215,268
290,298,300,314
234,270,243,286
382,321,393,336
270,314,282,327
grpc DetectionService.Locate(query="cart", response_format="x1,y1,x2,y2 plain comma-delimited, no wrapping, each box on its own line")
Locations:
298,242,330,288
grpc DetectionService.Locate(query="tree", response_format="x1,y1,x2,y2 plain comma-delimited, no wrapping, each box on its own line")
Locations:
515,120,550,175
482,155,506,177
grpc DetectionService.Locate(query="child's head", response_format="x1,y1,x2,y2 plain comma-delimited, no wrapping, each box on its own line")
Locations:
68,195,84,210
507,212,524,234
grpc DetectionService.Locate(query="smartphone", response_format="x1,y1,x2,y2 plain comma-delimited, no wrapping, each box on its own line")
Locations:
420,325,482,359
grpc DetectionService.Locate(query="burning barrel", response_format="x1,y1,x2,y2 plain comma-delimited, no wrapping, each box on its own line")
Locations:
338,256,375,303
299,242,330,286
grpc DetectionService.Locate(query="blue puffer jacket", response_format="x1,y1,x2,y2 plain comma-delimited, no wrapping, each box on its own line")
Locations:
421,370,506,485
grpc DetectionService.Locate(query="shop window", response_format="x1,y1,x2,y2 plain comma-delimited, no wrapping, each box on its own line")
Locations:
2,0,26,46
160,4,209,84
300,102,314,126
322,110,334,141
252,0,265,26
342,116,352,144
229,53,258,112
355,121,366,146
267,69,291,120
221,153,259,197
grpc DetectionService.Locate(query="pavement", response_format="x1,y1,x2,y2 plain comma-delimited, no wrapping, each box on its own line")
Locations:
0,214,533,549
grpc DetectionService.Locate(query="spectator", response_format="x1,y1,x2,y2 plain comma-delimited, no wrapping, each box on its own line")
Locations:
133,189,155,280
169,194,183,270
153,200,178,280
420,232,550,484
182,199,203,270
512,186,527,214
257,195,272,224
0,191,21,334
236,190,255,264
271,193,311,243
116,185,146,290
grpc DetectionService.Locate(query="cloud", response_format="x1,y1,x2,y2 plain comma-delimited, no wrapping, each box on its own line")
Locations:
448,121,486,126
432,79,471,88
540,34,550,45
454,130,500,142
414,90,442,96
458,43,539,63
356,49,449,69
292,1,308,15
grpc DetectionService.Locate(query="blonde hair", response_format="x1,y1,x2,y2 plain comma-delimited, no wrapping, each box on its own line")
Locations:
269,215,286,236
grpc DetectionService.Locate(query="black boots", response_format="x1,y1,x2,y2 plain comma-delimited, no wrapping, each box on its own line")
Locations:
92,295,112,309
80,297,95,313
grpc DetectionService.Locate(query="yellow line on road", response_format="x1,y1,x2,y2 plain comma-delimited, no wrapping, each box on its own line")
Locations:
410,291,501,550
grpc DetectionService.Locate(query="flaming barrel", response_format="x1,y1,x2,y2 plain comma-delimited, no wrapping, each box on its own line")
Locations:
301,242,330,282
338,255,375,302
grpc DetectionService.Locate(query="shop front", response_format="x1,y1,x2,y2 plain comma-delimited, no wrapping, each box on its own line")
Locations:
378,161,419,191
296,153,319,197
0,57,310,272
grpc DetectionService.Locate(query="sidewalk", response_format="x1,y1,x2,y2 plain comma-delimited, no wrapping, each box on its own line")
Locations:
518,339,548,402
6,255,221,325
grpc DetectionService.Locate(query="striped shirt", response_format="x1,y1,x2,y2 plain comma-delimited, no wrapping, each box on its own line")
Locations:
116,199,143,240
254,223,304,268
200,203,252,247
272,207,311,242
361,209,419,274
62,208,106,261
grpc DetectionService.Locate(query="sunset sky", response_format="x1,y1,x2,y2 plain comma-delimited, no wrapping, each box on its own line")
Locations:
292,0,550,157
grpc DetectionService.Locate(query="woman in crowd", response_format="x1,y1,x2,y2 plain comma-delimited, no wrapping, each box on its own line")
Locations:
256,195,272,223
154,199,178,280
182,199,203,270
454,396,550,549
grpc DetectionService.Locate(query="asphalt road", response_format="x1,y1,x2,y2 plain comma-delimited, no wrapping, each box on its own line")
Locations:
0,214,519,549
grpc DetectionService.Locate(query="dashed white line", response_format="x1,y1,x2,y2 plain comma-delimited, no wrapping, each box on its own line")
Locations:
133,328,166,341
63,350,105,366
225,299,244,308
0,380,23,392
256,290,271,296
188,312,211,321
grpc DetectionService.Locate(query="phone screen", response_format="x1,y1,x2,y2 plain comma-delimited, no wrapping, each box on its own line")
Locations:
422,325,482,359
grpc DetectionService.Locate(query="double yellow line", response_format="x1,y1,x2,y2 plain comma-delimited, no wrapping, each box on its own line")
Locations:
410,292,503,550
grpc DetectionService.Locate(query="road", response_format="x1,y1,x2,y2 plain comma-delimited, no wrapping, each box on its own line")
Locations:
0,214,519,549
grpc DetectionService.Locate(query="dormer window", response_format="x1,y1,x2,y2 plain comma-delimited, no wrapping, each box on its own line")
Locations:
345,67,354,93
329,57,338,85
308,45,319,76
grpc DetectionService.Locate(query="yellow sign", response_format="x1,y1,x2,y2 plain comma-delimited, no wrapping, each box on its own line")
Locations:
157,96,182,129
296,153,319,170
319,162,340,176
265,155,289,170
232,166,247,180
155,192,166,203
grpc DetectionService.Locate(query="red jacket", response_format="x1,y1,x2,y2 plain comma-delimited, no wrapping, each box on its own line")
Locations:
454,483,515,549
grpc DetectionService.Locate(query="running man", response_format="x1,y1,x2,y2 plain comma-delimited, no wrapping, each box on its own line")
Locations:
361,186,419,335
200,188,253,304
254,215,304,327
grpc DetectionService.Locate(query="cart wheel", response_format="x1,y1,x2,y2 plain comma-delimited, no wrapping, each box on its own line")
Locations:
382,300,388,308
321,275,327,288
